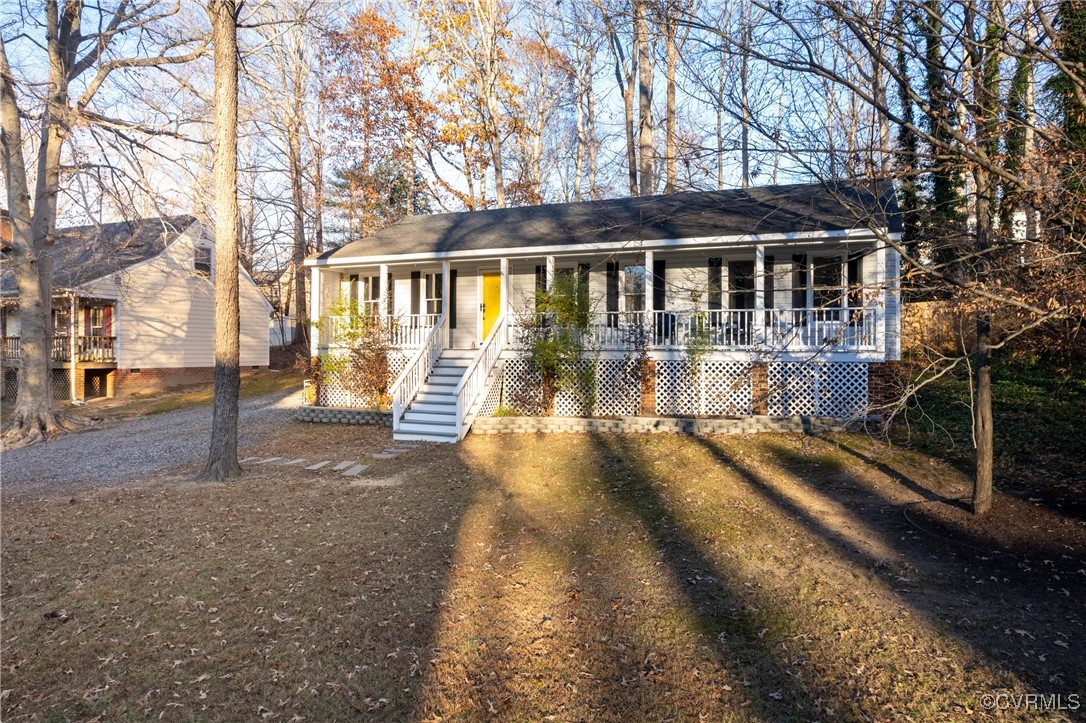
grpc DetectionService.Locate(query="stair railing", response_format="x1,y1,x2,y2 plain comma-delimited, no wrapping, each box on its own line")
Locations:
390,311,448,431
453,314,506,439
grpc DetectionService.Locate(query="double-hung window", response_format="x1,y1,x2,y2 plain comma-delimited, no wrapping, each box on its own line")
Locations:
361,276,380,316
424,273,442,315
623,264,645,313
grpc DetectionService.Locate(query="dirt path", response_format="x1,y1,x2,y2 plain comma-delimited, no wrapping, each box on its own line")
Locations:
0,388,303,500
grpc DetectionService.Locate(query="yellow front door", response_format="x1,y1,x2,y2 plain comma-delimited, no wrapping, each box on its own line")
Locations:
482,272,501,340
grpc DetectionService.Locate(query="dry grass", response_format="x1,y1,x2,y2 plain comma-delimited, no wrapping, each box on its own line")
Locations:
2,428,1083,721
81,369,304,419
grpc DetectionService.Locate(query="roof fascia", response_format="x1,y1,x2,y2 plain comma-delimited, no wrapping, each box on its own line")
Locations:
306,228,888,268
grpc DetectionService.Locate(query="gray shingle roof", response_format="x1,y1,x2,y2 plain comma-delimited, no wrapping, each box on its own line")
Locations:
1,215,199,296
319,180,900,262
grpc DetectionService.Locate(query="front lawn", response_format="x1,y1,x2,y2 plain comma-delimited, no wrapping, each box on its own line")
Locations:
2,430,1083,721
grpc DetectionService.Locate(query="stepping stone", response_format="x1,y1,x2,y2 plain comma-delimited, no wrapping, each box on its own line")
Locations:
386,448,413,453
258,457,282,464
240,456,260,463
281,458,306,466
371,452,397,460
332,461,354,471
342,464,369,477
305,461,331,471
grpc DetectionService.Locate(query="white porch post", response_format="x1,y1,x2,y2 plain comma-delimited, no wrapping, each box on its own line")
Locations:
754,245,765,345
500,258,510,344
69,293,77,402
644,250,654,314
875,242,888,354
545,255,555,290
378,263,389,318
644,250,654,344
441,259,451,319
309,266,321,358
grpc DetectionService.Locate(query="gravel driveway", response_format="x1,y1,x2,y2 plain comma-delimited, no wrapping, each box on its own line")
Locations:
1,388,303,499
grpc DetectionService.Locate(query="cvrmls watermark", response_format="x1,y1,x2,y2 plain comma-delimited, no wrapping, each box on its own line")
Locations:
979,692,1080,711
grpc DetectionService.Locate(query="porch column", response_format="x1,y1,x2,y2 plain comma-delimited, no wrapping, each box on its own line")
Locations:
378,264,389,318
754,245,765,345
500,258,510,343
69,293,78,403
545,256,555,290
875,242,888,354
643,250,654,345
309,266,320,358
644,250,654,314
441,260,451,320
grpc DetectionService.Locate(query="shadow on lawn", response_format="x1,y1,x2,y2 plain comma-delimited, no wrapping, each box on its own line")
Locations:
692,434,1086,695
584,432,827,720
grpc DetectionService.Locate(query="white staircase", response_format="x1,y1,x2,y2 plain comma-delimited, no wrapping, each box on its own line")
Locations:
393,349,474,442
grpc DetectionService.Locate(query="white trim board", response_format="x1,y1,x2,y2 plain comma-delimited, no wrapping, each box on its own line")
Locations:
307,229,900,268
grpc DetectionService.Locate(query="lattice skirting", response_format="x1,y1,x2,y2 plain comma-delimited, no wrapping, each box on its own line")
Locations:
495,357,640,417
1,368,71,402
655,360,753,416
315,351,407,409
767,361,868,418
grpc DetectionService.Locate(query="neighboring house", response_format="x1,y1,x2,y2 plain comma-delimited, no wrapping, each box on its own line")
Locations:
0,215,273,402
304,181,902,442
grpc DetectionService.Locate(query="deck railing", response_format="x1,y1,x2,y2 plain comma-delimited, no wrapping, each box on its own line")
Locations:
510,306,878,353
77,335,116,362
1,335,116,362
322,313,440,349
390,312,448,430
454,315,507,439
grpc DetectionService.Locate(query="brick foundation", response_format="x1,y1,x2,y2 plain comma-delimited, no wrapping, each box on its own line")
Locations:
112,366,266,397
867,361,901,410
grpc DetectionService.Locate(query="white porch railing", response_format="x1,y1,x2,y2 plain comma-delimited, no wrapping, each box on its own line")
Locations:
390,312,448,430
454,315,507,440
510,306,878,353
322,313,440,349
764,307,877,350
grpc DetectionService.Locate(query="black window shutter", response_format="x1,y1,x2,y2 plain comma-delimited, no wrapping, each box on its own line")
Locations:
449,270,458,328
387,273,394,314
653,259,666,309
606,262,619,313
707,257,723,310
792,254,807,308
410,271,421,315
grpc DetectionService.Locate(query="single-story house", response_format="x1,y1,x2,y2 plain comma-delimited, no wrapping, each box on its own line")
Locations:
303,181,902,442
0,215,273,401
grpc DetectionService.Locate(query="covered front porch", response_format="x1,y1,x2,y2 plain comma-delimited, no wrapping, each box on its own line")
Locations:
311,239,894,359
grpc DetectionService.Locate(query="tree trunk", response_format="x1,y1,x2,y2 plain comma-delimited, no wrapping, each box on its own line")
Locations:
0,4,71,445
288,99,309,348
972,316,993,515
740,18,751,188
200,0,242,482
635,0,654,196
665,14,677,194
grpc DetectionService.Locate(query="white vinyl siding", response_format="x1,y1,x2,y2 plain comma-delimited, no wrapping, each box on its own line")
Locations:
79,226,270,368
